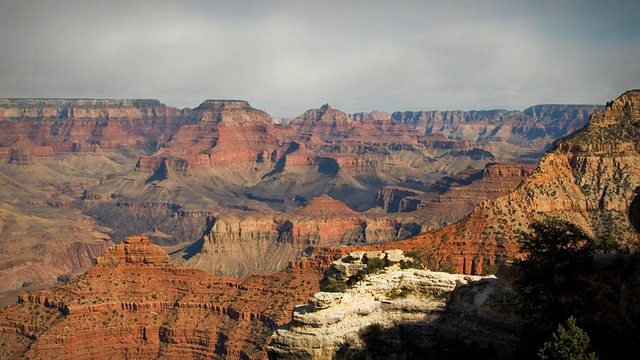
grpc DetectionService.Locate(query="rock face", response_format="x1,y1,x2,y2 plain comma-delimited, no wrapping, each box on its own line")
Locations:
388,90,640,274
290,104,353,137
391,104,603,146
0,236,341,359
0,98,189,153
268,251,520,359
0,97,603,294
374,163,535,216
94,235,170,266
171,195,423,277
373,186,424,212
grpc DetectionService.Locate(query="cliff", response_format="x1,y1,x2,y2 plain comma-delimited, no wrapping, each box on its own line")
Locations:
389,90,640,274
0,98,189,154
268,251,521,359
0,96,604,294
374,163,535,214
0,236,340,359
171,196,423,277
391,104,604,147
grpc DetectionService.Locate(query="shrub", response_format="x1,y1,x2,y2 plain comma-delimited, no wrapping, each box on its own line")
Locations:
400,259,423,269
366,257,386,274
404,250,422,258
321,278,347,292
388,287,412,299
481,263,499,275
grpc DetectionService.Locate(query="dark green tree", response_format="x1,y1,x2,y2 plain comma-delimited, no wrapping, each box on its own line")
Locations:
514,216,596,327
538,316,597,360
514,217,597,358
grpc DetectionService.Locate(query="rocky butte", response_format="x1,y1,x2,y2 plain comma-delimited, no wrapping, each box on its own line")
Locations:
0,236,339,359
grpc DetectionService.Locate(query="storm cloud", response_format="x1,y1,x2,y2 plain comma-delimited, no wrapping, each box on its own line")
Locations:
0,0,638,117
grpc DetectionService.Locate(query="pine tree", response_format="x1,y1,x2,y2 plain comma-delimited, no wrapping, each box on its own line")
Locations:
538,316,597,360
514,216,595,327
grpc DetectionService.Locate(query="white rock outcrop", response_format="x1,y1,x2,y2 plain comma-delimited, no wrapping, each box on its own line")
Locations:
268,251,520,360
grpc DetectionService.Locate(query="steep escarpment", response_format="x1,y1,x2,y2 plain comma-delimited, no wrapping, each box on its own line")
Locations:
268,251,520,359
391,90,640,274
373,163,535,232
0,98,190,154
0,236,339,359
0,97,604,293
391,104,604,149
171,195,422,277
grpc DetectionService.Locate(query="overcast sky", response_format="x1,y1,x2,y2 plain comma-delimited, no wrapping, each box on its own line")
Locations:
0,0,638,117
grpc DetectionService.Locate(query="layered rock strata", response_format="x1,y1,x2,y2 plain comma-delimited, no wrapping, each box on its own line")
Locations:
385,90,640,274
0,97,605,293
171,195,423,277
268,251,520,359
374,162,535,217
0,99,189,154
391,104,603,146
0,236,340,359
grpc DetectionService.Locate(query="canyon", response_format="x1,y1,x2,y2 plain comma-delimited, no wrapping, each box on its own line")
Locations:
1,90,640,359
0,97,601,293
382,90,640,275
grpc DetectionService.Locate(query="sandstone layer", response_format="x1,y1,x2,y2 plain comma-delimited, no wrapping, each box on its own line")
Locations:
268,251,520,359
0,97,603,293
171,195,423,277
385,90,640,274
0,236,340,359
373,162,536,231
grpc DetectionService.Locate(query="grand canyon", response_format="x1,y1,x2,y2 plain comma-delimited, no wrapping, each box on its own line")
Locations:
0,89,638,359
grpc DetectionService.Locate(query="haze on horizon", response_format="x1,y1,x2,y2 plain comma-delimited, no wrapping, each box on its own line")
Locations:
0,0,638,118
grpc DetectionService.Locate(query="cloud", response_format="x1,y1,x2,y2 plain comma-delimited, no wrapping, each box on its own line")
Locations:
0,0,638,117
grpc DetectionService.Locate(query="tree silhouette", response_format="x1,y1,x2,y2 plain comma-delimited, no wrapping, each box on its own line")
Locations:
513,217,597,357
514,216,595,327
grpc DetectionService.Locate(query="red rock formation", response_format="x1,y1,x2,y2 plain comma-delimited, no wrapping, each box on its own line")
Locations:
193,100,271,125
0,236,341,359
392,105,604,149
172,196,422,277
386,91,640,274
94,235,170,266
350,110,392,122
0,217,113,292
0,96,604,295
294,194,357,218
289,104,353,138
373,187,423,212
375,163,535,220
418,133,475,150
0,99,191,156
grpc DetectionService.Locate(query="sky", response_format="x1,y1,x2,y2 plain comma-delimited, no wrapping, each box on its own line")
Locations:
0,0,638,117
